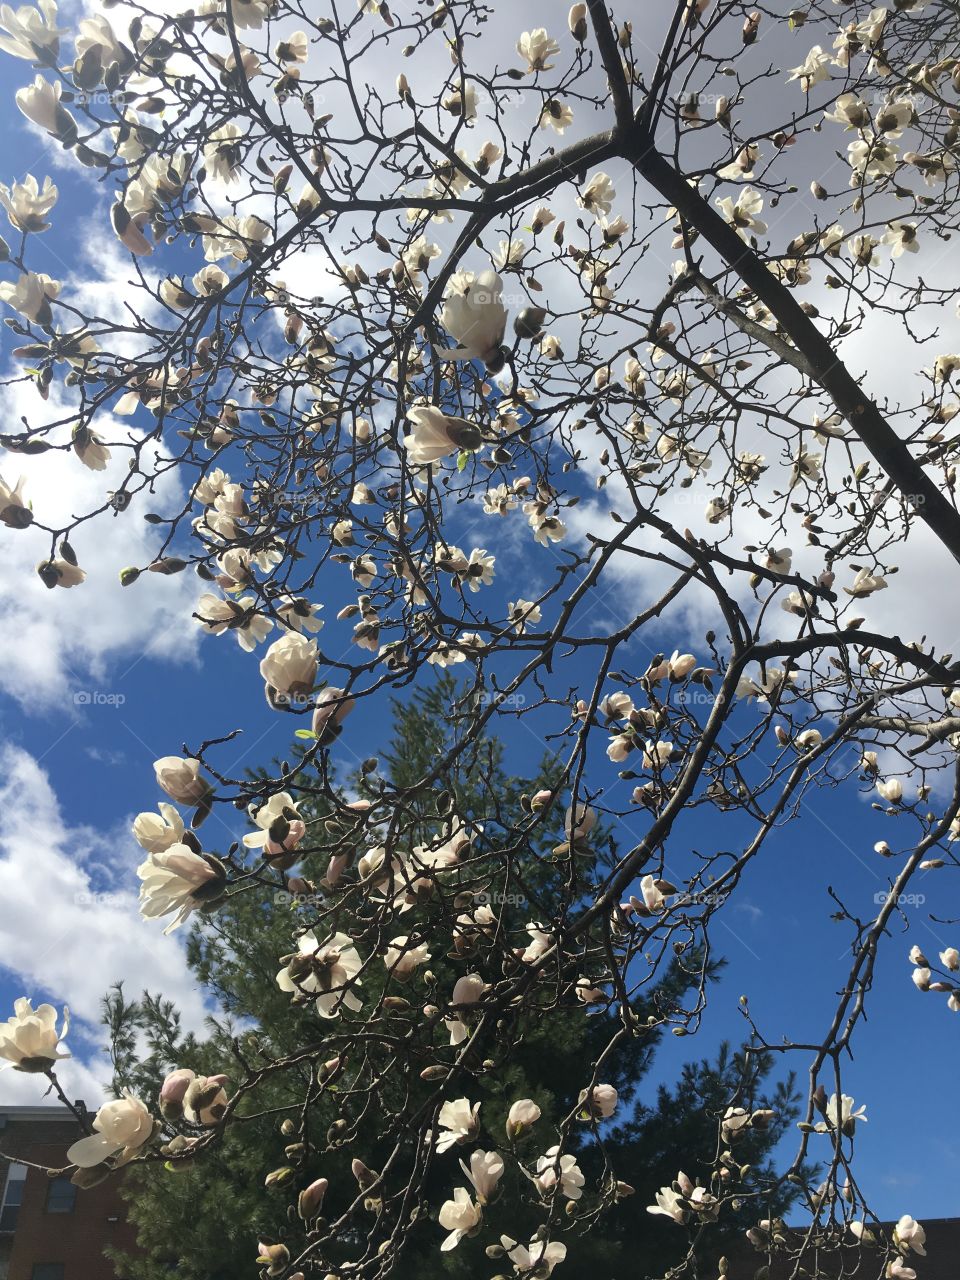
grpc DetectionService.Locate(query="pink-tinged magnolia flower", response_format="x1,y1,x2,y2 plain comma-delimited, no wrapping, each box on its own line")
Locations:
154,756,212,806
445,973,486,1044
564,802,597,840
438,1187,481,1251
243,792,305,857
182,1073,229,1125
159,1067,195,1120
137,845,225,934
311,686,355,742
435,1098,480,1153
0,997,69,1071
298,1178,328,1221
276,931,364,1018
67,1091,153,1168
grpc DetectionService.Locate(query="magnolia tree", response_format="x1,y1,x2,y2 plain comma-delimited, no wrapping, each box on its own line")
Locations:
0,0,958,1275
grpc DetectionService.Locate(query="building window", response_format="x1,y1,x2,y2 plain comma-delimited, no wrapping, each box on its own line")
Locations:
45,1177,77,1214
31,1266,65,1280
0,1161,27,1232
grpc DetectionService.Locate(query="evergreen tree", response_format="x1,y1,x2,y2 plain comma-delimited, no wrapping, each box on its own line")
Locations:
104,678,811,1280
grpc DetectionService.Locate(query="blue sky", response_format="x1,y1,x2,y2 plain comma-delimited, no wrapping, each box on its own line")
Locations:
0,36,958,1229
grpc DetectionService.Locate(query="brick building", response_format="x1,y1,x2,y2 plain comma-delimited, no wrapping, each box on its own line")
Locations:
0,1106,138,1280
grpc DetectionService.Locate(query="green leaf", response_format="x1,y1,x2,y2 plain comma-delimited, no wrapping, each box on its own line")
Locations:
294,728,317,740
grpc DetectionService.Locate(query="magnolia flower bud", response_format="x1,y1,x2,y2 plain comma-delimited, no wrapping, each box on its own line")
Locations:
569,4,588,41
506,1098,541,1138
298,1177,329,1220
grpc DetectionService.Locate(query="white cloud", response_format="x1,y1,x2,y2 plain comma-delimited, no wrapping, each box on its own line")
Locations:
0,379,201,708
0,744,210,1107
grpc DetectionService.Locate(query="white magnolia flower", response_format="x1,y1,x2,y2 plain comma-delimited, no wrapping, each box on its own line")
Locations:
517,28,559,72
939,947,960,971
539,98,573,132
435,1097,480,1153
16,74,73,137
0,270,59,325
788,45,831,91
502,1235,567,1276
647,1171,719,1224
276,930,364,1018
535,1146,585,1200
383,935,432,978
507,599,541,634
438,1187,481,1250
647,1184,688,1224
877,778,903,804
66,1092,153,1168
882,221,919,257
0,173,56,232
441,82,478,120
440,270,507,365
716,186,767,239
578,172,615,217
578,1082,618,1119
568,2,587,37
133,803,185,854
461,1149,504,1203
0,473,30,529
816,1092,868,1133
844,569,887,598
71,424,111,471
717,143,760,179
404,405,482,464
0,0,64,60
259,632,318,696
0,997,69,1071
154,756,212,806
137,845,225,934
197,593,273,651
894,1215,927,1256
